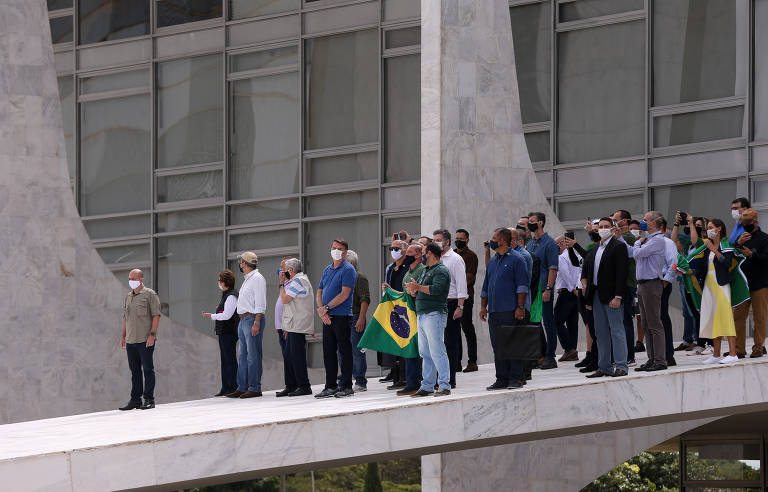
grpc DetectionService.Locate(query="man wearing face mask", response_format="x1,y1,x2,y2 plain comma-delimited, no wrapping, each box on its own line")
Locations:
433,229,467,388
277,258,314,397
733,208,768,358
228,252,267,399
120,269,162,410
730,197,751,245
553,235,582,362
454,228,479,373
202,269,239,397
315,239,357,398
381,237,410,388
612,210,637,365
393,243,427,395
526,212,560,370
339,250,370,392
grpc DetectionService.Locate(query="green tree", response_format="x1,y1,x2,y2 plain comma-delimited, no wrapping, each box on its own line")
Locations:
581,452,679,492
364,463,383,492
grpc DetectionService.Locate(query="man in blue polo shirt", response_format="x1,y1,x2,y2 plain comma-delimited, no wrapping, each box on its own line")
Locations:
315,238,358,398
480,228,529,390
526,212,560,369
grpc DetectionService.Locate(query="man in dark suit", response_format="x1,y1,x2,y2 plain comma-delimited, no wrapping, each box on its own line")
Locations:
581,217,629,378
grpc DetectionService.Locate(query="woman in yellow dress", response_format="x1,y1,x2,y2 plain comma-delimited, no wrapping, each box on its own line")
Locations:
698,219,739,364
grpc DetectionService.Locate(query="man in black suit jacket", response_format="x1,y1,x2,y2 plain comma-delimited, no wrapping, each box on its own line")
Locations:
581,218,629,378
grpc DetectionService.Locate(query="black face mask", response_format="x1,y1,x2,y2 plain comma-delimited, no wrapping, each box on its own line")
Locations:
455,239,467,250
683,226,691,236
527,223,539,232
403,255,416,267
421,255,427,265
589,232,600,243
744,223,756,233
284,271,291,280
239,265,244,273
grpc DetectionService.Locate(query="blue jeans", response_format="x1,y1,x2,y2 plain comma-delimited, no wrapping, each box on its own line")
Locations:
237,314,264,392
592,293,628,373
126,342,155,401
338,314,368,388
542,298,556,359
680,280,697,346
418,311,450,391
404,357,420,388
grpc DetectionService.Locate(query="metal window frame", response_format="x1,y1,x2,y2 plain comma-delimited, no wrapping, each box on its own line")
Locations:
680,438,764,491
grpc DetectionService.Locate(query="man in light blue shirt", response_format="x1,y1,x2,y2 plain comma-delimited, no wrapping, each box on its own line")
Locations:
730,197,751,245
660,220,679,367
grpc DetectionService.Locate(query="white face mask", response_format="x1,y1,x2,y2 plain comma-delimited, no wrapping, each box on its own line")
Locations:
630,229,641,238
128,280,141,290
707,229,718,240
330,249,343,261
434,241,443,250
598,228,612,239
390,249,403,261
732,209,741,221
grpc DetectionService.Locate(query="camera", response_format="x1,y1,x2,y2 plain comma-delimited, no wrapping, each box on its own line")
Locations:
565,232,575,240
678,211,688,223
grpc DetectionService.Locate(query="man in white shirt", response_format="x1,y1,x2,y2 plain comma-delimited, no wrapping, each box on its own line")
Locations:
227,251,267,399
554,235,582,362
433,228,467,388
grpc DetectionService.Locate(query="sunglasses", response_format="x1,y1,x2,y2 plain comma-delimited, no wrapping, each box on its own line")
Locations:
389,246,401,252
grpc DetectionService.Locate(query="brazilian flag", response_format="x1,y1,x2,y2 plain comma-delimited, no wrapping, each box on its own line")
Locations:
358,287,419,358
676,240,750,309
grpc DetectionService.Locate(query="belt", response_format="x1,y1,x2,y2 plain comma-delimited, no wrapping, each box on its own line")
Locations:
557,288,572,295
239,312,255,318
637,278,661,284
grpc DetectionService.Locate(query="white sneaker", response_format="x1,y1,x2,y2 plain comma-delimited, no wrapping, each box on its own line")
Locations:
719,355,739,364
700,346,713,355
687,345,705,356
703,356,723,364
353,385,367,392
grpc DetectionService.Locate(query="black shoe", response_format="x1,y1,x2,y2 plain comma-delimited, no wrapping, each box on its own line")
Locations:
411,389,433,397
288,387,313,397
450,383,456,389
276,388,296,397
586,370,609,378
635,363,649,372
387,381,407,390
334,387,354,398
579,365,598,373
379,371,395,383
434,388,451,397
140,399,155,410
540,358,558,370
226,390,245,398
635,341,646,352
667,358,677,367
396,386,420,396
764,346,767,355
507,380,524,389
119,400,142,411
314,387,339,398
214,390,228,397
647,363,667,372
575,354,592,368
463,362,479,372
613,369,628,377
240,390,262,398
486,380,507,391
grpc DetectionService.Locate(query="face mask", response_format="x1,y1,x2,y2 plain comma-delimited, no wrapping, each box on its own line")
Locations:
488,239,499,250
744,223,756,233
588,232,600,243
129,280,141,290
630,229,641,238
434,241,443,250
527,223,539,232
331,249,343,261
707,229,718,240
598,228,612,239
732,210,741,221
639,221,648,232
683,226,691,235
390,249,403,261
696,226,703,236
239,265,244,273
421,255,427,265
403,255,416,267
455,239,467,250
218,283,226,291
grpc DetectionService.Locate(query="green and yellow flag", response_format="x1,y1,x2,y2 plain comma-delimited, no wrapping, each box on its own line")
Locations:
358,287,419,358
676,240,750,310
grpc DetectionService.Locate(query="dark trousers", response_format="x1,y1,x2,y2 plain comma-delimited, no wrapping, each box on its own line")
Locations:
623,287,636,361
685,290,709,347
218,334,238,394
284,331,310,389
542,298,557,359
554,290,579,351
488,311,527,384
445,299,462,385
578,290,598,361
661,282,674,362
457,297,478,365
126,342,155,402
323,316,353,389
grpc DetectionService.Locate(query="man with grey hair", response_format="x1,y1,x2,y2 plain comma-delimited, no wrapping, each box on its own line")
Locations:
276,257,314,397
381,237,410,388
338,250,370,392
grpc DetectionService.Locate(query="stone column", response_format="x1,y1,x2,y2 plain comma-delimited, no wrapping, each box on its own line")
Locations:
421,0,563,363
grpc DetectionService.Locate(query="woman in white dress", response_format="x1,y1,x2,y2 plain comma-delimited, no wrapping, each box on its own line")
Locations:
697,219,738,364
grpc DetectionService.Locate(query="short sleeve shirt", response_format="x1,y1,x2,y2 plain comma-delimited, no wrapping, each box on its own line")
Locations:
526,233,559,290
318,260,357,316
124,287,161,343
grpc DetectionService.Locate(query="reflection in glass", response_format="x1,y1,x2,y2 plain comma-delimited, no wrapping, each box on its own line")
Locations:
57,77,75,179
157,0,222,28
510,2,551,124
753,0,768,141
50,16,73,43
229,199,300,225
383,185,420,210
157,208,223,232
231,46,298,73
559,194,644,221
78,0,150,45
557,21,645,163
385,27,420,49
385,216,420,238
652,180,736,224
305,29,378,149
385,54,420,183
156,171,223,203
304,190,378,217
559,0,642,23
80,69,149,95
654,106,744,148
229,0,299,19
306,152,377,187
525,132,550,163
230,72,299,199
230,228,297,252
685,443,761,481
80,94,151,215
96,243,150,265
83,215,151,239
158,55,223,168
47,0,73,10
653,0,748,106
157,233,223,335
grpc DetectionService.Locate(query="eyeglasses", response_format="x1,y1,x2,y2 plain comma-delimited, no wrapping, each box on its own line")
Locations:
389,247,401,252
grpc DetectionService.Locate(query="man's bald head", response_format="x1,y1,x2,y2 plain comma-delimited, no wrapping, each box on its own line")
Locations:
128,269,144,281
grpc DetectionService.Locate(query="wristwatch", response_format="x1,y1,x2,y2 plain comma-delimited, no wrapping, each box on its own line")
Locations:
149,332,157,338
456,305,463,310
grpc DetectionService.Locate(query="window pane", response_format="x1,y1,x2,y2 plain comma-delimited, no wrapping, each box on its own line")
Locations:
652,180,736,224
559,0,642,23
96,243,150,265
653,0,748,106
230,72,299,199
385,54,420,183
158,55,224,168
305,29,379,149
111,268,152,289
230,228,298,252
304,190,378,217
383,185,420,210
81,69,149,95
229,0,299,19
306,152,377,187
685,443,761,481
385,27,420,49
525,131,550,163
230,46,298,73
80,94,151,215
510,2,551,124
78,0,150,45
558,21,645,163
157,207,223,232
157,0,222,28
48,0,73,10
50,16,73,44
57,77,75,179
559,194,644,221
157,233,224,336
385,216,420,238
83,215,151,239
654,106,744,147
753,0,768,141
754,180,768,203
157,171,223,203
230,199,299,225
